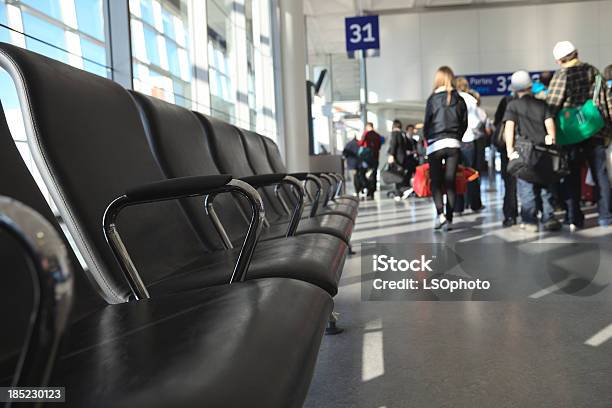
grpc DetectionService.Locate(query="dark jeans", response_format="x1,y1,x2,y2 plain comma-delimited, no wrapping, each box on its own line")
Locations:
560,145,585,226
455,141,483,212
500,147,518,219
517,178,556,225
365,161,379,197
352,169,362,194
561,140,611,226
428,147,460,222
475,136,487,172
587,141,612,225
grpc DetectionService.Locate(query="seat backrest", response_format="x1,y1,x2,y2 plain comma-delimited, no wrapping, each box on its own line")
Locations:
261,135,288,173
0,43,209,302
0,101,105,383
260,135,316,207
196,113,286,221
130,91,250,247
238,129,288,216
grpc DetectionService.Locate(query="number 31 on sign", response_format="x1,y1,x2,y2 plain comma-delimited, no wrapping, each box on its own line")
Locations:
345,15,380,52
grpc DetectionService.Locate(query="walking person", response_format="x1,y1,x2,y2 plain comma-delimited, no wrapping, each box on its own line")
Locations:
504,70,562,232
342,133,362,195
388,119,417,199
359,122,383,199
408,124,427,164
423,66,468,230
546,41,612,228
494,93,519,226
455,77,485,213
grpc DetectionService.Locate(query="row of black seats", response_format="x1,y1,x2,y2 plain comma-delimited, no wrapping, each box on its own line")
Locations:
0,42,357,407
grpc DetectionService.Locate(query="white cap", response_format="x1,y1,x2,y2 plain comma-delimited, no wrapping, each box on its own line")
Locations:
510,70,532,92
553,41,576,60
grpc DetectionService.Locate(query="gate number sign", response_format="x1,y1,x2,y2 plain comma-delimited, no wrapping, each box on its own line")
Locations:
345,16,380,52
462,71,545,96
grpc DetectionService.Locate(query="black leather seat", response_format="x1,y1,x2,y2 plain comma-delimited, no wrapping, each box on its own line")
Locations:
0,45,332,407
260,134,359,214
130,92,347,296
199,113,355,244
52,278,330,408
239,128,358,220
0,43,346,298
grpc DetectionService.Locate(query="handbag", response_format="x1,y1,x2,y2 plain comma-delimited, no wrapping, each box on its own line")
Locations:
556,74,606,145
507,139,569,185
381,163,405,185
413,164,480,197
413,164,432,197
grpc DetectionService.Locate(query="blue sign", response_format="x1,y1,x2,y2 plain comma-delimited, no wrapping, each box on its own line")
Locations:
345,16,380,52
462,71,546,96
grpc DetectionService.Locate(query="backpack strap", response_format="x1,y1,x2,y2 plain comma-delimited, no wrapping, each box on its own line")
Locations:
593,73,602,104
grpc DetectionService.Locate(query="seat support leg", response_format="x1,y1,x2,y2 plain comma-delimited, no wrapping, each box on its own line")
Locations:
348,244,356,255
325,311,344,335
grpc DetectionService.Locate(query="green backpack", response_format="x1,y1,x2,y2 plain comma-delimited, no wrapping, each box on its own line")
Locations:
556,74,605,145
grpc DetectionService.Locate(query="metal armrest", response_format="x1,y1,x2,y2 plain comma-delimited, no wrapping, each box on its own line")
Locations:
0,196,73,389
277,175,304,236
318,173,336,206
239,174,304,237
329,173,344,197
103,175,265,300
239,173,286,188
287,173,323,217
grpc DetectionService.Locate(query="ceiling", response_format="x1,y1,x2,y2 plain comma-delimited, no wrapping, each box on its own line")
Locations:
304,0,583,56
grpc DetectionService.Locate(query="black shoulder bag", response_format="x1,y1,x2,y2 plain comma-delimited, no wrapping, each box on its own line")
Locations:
507,138,569,185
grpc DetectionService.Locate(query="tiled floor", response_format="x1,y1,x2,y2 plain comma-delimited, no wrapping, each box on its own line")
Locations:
304,177,612,408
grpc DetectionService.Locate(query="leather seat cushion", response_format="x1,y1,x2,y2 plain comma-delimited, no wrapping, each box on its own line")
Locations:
319,203,358,220
336,195,360,204
147,234,347,297
50,278,332,408
263,215,354,245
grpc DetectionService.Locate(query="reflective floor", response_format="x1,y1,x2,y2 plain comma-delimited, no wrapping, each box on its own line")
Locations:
305,176,612,408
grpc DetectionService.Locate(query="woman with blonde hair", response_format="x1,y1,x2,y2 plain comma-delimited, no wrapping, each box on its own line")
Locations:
423,66,468,230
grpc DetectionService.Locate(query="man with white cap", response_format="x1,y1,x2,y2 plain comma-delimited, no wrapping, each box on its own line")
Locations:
504,70,561,232
547,40,612,229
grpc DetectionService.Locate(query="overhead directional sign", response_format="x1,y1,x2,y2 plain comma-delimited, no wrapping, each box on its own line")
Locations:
345,15,380,52
462,71,546,96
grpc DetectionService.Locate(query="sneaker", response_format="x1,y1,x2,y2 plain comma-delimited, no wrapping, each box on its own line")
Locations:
569,223,578,232
401,188,414,199
394,196,402,202
543,218,562,232
434,213,447,230
519,223,539,233
444,220,453,231
502,217,517,228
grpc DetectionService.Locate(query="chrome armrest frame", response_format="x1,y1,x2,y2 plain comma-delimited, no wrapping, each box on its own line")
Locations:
305,175,323,217
319,173,336,206
280,175,305,236
103,179,264,300
0,196,73,390
330,173,344,198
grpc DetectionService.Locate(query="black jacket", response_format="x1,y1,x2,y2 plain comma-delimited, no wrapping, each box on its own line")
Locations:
387,130,415,167
342,138,360,170
423,90,468,145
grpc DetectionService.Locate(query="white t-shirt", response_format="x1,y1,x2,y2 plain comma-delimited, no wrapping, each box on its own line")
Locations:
459,92,485,143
